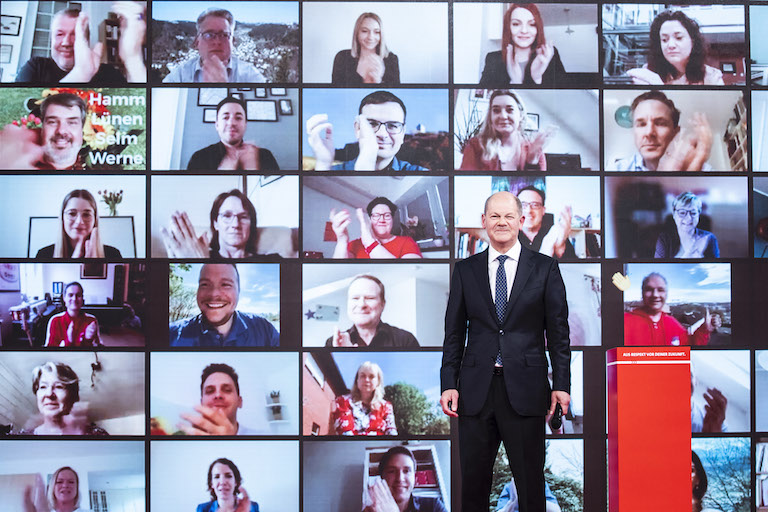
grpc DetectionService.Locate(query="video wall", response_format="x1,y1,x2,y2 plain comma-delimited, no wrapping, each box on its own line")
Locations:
0,1,766,511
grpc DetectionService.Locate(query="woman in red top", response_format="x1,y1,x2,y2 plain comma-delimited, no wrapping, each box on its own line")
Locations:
332,361,397,435
459,89,555,171
45,281,102,347
329,197,422,259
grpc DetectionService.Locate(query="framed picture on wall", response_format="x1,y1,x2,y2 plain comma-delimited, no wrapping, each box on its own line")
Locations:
246,100,278,122
197,88,228,106
279,99,293,115
271,88,287,96
203,108,217,123
80,264,107,279
255,88,267,98
1,15,22,36
525,113,540,131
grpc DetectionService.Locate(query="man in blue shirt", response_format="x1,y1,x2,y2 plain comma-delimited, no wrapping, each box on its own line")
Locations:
611,91,713,172
169,264,279,347
306,91,428,171
162,8,265,83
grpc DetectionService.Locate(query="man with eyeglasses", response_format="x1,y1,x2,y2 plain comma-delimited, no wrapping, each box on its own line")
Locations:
612,90,713,172
169,264,280,347
306,90,428,171
187,96,278,170
516,186,575,259
16,3,147,84
163,8,265,83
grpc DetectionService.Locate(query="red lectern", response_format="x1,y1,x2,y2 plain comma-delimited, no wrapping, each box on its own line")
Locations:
607,347,691,512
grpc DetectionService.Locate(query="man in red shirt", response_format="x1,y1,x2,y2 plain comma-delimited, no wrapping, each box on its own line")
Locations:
624,272,720,346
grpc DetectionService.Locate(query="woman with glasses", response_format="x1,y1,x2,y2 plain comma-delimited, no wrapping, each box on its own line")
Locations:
332,12,400,85
45,282,103,347
329,197,422,259
36,190,121,258
161,189,261,259
460,89,554,171
654,192,719,258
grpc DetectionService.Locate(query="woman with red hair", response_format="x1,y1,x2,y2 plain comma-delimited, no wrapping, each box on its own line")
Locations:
480,3,565,87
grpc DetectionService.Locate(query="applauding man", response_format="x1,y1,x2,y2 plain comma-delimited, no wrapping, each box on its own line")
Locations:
307,91,427,171
178,363,260,435
187,97,278,171
17,3,147,84
163,8,265,83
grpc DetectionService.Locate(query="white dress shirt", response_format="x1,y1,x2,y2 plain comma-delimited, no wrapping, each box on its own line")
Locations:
488,242,521,304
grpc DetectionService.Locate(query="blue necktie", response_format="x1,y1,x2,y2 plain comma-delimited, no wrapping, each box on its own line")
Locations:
495,255,508,366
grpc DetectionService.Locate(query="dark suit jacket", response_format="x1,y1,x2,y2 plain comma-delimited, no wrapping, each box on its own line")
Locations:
479,48,566,88
440,246,570,416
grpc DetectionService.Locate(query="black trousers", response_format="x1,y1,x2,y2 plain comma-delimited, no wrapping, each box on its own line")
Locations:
458,372,546,512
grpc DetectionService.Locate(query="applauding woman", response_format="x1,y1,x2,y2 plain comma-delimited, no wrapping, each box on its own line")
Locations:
332,13,400,85
480,4,565,87
628,11,724,85
460,89,555,171
37,190,121,258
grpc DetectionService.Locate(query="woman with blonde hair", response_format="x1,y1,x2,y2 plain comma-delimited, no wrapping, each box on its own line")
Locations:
36,189,121,258
460,89,555,171
19,362,107,434
331,361,397,435
332,12,400,85
23,466,92,512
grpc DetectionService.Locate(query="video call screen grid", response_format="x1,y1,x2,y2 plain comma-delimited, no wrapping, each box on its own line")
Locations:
0,1,767,511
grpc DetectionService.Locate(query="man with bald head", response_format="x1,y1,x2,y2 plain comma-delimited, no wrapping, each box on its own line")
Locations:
440,191,571,511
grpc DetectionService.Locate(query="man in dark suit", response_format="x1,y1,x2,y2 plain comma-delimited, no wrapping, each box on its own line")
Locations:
440,191,571,512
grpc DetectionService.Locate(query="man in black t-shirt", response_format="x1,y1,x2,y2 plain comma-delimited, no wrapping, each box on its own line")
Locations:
16,3,146,84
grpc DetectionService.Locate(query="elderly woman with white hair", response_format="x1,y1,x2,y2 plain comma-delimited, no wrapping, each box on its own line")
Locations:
654,191,720,258
18,362,108,435
331,361,397,435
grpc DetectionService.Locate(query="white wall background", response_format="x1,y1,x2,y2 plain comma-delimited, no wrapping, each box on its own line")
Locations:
302,2,448,83
692,350,750,432
0,440,145,511
151,440,299,511
0,175,147,257
757,351,768,430
453,89,600,170
453,3,599,83
603,89,744,171
302,263,448,346
753,91,768,172
150,352,299,435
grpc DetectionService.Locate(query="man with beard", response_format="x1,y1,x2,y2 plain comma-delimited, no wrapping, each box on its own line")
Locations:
0,93,87,170
187,96,279,171
16,4,147,84
169,264,280,347
612,91,713,172
306,91,428,171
